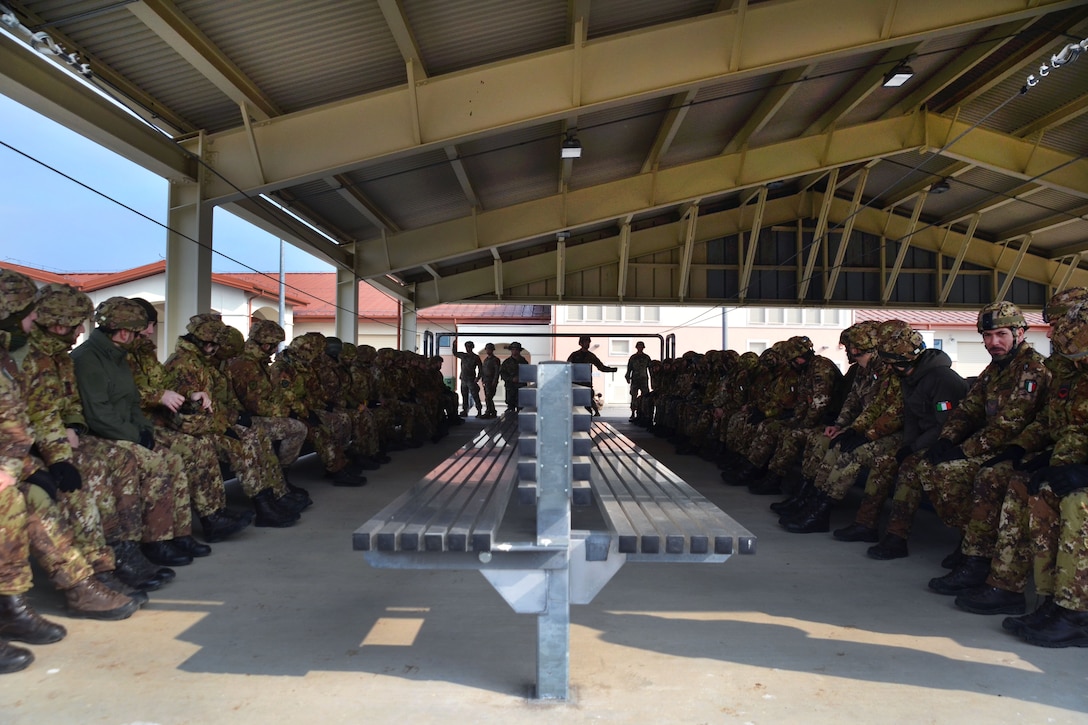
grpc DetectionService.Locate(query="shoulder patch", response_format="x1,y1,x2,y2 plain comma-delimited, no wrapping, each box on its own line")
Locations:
935,401,952,411
1057,385,1070,400
1024,380,1037,393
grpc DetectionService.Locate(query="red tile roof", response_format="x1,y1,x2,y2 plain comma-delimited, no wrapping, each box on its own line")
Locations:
857,309,1045,328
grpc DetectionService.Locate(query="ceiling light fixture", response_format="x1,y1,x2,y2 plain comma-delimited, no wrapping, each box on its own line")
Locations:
561,131,582,159
930,178,951,194
883,61,914,88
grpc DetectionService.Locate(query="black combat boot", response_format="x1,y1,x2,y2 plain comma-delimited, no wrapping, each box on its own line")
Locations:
112,541,171,589
170,535,211,558
1020,605,1088,648
0,640,33,674
954,585,1026,615
141,540,193,567
199,510,251,543
832,522,879,543
253,489,298,528
867,534,909,560
1003,597,1056,635
928,555,990,595
749,471,783,496
770,478,813,515
0,594,67,644
326,466,367,487
782,492,832,533
941,539,965,569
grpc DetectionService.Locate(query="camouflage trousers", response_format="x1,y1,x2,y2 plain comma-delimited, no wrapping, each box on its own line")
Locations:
459,378,481,413
217,425,289,498
886,454,979,540
817,434,901,500
367,406,398,451
745,419,791,468
962,460,1020,558
21,481,94,590
799,429,833,480
1054,489,1088,610
988,476,1056,596
723,409,754,454
250,415,308,466
77,436,142,544
768,426,823,477
154,427,224,519
482,380,498,416
113,436,191,541
0,484,32,595
312,410,352,474
343,407,380,457
629,379,650,412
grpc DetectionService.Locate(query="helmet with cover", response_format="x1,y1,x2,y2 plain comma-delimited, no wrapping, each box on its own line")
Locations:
1043,287,1088,325
130,298,158,325
217,325,245,359
186,312,226,343
877,319,925,363
33,283,93,328
784,335,814,359
0,268,37,323
1050,301,1088,360
976,300,1026,333
249,318,285,345
94,297,149,332
847,321,880,352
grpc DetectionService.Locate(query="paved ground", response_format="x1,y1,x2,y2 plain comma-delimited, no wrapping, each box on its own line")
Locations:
3,411,1086,724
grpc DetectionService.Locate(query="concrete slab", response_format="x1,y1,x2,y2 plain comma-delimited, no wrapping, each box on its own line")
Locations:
3,415,1086,724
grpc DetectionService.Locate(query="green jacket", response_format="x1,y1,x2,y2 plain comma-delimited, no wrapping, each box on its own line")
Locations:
71,328,152,444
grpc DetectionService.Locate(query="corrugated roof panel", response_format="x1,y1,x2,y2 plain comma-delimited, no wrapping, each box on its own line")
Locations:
570,97,671,189
1028,220,1088,251
281,179,384,241
1039,111,1088,156
660,75,774,168
403,0,568,77
587,0,717,39
356,159,469,230
179,0,406,114
459,123,560,211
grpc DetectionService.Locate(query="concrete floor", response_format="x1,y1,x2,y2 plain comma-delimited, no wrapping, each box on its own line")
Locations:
3,412,1086,724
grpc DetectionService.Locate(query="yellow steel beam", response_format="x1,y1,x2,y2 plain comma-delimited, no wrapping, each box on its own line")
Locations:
738,186,768,301
190,0,1080,200
938,213,980,304
723,65,810,155
825,167,869,301
799,167,838,301
881,189,928,303
996,234,1032,301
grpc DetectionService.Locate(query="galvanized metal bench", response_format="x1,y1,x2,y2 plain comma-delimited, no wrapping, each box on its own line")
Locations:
353,362,755,700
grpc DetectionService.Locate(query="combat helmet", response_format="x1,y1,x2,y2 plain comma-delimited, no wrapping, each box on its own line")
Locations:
186,312,226,343
846,321,880,352
217,325,245,359
94,297,148,332
34,283,93,328
783,335,814,360
976,301,1026,333
249,318,285,345
1043,287,1088,324
876,320,925,363
1051,301,1088,361
0,267,37,322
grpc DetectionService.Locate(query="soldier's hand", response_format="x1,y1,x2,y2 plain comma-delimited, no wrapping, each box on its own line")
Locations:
1042,464,1088,497
307,411,322,427
832,429,866,454
983,445,1024,468
895,445,913,464
26,469,58,501
236,411,253,428
223,427,241,441
824,425,842,439
160,390,185,412
927,438,965,465
747,409,766,425
48,461,83,493
1015,451,1050,473
138,429,156,450
192,391,213,411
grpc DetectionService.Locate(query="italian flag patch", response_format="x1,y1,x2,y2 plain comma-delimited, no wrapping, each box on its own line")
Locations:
935,401,952,411
1024,381,1037,393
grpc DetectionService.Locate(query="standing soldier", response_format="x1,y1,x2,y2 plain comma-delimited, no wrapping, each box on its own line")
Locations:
626,341,652,423
499,342,527,413
454,341,482,418
567,336,618,416
479,343,500,419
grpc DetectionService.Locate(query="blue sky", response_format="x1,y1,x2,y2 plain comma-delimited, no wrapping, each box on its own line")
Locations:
0,93,332,274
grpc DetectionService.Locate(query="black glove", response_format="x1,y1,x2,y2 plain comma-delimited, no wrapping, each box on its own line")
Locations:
325,402,337,412
307,411,322,427
236,411,253,428
1016,451,1051,473
26,469,58,501
223,427,241,440
927,438,965,465
138,429,155,450
747,409,766,425
48,461,83,493
895,445,913,464
983,445,1024,468
776,409,794,421
832,429,867,454
1027,466,1053,495
1047,464,1088,497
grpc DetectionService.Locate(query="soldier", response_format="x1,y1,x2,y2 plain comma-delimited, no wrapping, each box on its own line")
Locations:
165,314,301,526
953,289,1088,620
21,284,162,594
874,303,1048,578
126,299,252,545
479,342,500,418
71,297,204,568
453,341,482,417
626,341,652,423
499,342,526,412
567,336,618,416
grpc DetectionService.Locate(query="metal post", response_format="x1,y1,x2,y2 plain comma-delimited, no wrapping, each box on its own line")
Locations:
533,362,573,699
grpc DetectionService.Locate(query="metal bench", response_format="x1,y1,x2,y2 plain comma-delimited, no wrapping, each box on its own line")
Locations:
353,362,755,700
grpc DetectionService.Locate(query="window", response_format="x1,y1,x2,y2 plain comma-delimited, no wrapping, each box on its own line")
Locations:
748,308,766,324
786,308,802,325
623,307,641,322
749,340,768,353
804,309,820,325
566,306,583,322
611,339,631,356
604,305,621,321
586,305,603,321
642,306,660,322
563,305,660,323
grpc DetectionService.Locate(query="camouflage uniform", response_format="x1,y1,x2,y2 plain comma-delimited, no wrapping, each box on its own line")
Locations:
453,344,482,415
499,344,526,411
479,344,500,418
886,337,1048,543
314,340,382,457
626,345,652,416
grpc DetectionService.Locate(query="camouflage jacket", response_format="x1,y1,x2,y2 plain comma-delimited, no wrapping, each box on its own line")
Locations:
225,342,292,418
479,354,500,385
789,355,842,428
626,351,651,384
0,335,37,482
128,335,172,414
1010,353,1088,464
940,341,1049,458
849,358,904,440
163,337,234,434
18,328,87,466
271,351,321,417
834,361,881,428
499,354,524,384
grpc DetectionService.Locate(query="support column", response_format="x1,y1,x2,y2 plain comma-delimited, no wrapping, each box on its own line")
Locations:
335,266,358,344
165,138,212,350
400,298,418,352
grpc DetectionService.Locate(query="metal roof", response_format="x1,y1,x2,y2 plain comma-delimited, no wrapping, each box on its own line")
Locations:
3,0,1088,313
